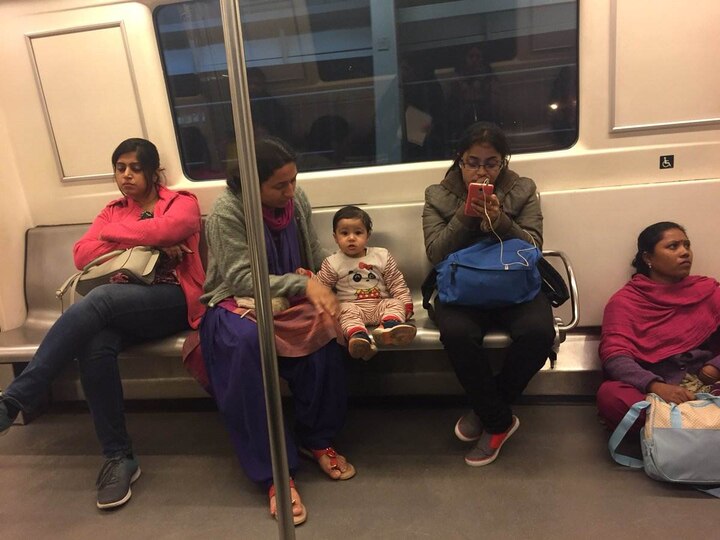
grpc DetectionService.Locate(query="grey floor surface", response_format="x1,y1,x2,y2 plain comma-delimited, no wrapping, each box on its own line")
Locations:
1,401,716,540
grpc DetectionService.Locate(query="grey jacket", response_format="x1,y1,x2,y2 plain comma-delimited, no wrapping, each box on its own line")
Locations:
201,186,329,307
422,167,543,265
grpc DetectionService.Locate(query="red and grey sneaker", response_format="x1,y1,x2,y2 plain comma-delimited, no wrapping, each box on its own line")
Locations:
464,415,520,467
454,410,484,442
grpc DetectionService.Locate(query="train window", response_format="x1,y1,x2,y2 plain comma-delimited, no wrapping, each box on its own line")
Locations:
154,0,578,180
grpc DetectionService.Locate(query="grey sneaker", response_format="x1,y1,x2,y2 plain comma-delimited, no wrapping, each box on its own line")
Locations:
0,401,12,437
96,455,141,509
464,415,520,467
454,410,483,442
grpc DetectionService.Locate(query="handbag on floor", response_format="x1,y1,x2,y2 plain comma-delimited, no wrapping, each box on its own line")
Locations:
609,392,720,497
56,246,161,305
422,238,541,311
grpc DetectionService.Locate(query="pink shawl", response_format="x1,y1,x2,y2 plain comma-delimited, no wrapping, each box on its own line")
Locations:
599,274,720,364
262,199,294,231
219,298,339,357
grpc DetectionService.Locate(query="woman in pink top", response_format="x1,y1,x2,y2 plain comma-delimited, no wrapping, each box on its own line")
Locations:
0,138,204,510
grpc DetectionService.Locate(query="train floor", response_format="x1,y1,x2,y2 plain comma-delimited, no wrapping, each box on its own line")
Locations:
1,399,717,539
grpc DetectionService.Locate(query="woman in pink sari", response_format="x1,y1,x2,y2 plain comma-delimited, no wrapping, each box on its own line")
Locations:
597,221,720,431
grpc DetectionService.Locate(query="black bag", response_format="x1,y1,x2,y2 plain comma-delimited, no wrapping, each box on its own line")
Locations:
537,258,570,308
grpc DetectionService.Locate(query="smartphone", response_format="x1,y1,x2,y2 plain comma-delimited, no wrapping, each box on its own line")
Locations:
464,182,494,216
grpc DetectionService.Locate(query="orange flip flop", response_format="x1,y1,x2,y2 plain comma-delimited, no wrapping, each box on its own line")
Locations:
269,478,307,526
300,446,357,480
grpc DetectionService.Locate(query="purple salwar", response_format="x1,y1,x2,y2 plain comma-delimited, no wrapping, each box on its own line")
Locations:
200,308,346,487
199,204,347,487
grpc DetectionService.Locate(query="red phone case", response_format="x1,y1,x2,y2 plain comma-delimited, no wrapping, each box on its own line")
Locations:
464,183,494,216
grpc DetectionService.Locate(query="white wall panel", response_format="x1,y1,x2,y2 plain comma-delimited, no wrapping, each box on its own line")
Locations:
542,178,720,326
28,24,146,181
611,0,720,132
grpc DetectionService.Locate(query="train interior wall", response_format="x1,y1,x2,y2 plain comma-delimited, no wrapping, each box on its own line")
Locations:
4,4,720,536
1,0,719,348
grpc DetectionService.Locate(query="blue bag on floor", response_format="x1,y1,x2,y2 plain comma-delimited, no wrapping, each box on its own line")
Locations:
609,392,720,497
431,238,541,308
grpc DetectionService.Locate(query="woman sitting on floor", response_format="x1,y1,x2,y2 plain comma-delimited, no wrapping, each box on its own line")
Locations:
597,221,720,431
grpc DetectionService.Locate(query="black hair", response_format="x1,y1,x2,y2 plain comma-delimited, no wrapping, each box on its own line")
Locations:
447,121,510,176
332,205,373,234
111,138,163,195
307,115,350,151
632,221,687,276
227,136,296,193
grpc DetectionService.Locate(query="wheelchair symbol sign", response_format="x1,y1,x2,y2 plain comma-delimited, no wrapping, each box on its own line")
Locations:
659,155,674,169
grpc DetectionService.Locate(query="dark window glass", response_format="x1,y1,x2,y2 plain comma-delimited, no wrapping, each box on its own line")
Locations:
155,0,578,180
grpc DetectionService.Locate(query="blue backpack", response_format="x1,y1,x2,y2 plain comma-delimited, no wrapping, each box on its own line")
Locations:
422,238,542,310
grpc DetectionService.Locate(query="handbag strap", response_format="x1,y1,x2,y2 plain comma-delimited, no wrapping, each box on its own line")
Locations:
82,249,126,271
537,257,570,308
694,392,720,404
55,271,83,313
608,400,650,468
56,271,81,300
421,268,438,315
55,249,127,306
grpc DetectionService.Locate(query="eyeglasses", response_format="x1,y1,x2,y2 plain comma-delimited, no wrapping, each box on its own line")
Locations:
115,162,144,173
459,157,503,172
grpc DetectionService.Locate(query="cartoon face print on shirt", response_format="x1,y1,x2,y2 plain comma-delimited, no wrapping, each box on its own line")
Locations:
341,261,382,300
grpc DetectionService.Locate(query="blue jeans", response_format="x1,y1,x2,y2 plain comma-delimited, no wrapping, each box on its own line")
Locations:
1,283,188,457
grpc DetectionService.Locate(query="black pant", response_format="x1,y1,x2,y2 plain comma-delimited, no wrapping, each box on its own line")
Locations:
434,292,554,433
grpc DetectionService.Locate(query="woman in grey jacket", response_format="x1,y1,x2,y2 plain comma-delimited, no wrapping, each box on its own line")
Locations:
422,122,554,467
200,137,355,526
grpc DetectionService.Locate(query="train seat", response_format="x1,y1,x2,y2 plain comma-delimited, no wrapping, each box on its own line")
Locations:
0,201,587,411
310,202,579,356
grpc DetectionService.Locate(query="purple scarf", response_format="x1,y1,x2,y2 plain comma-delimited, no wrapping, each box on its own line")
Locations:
262,199,302,275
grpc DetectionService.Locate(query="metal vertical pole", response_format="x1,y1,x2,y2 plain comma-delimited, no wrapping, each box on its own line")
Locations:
370,0,401,164
218,1,295,537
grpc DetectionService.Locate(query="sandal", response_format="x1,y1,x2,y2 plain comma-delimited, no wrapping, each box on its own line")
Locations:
300,446,356,480
268,478,307,526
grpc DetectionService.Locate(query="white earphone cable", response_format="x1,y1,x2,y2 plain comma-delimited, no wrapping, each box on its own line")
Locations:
481,185,536,268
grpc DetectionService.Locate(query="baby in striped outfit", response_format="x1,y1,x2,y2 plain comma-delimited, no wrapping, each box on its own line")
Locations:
313,205,416,360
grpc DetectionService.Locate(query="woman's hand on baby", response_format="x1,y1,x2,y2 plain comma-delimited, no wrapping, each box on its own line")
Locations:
160,243,193,263
647,381,696,403
305,278,339,317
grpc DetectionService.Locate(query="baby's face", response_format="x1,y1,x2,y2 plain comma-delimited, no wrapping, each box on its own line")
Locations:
333,218,369,258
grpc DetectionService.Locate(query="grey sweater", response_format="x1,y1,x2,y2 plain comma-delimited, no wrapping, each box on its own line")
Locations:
422,167,543,265
201,186,329,307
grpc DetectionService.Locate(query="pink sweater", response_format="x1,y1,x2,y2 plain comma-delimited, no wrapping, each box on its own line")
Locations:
73,185,205,329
